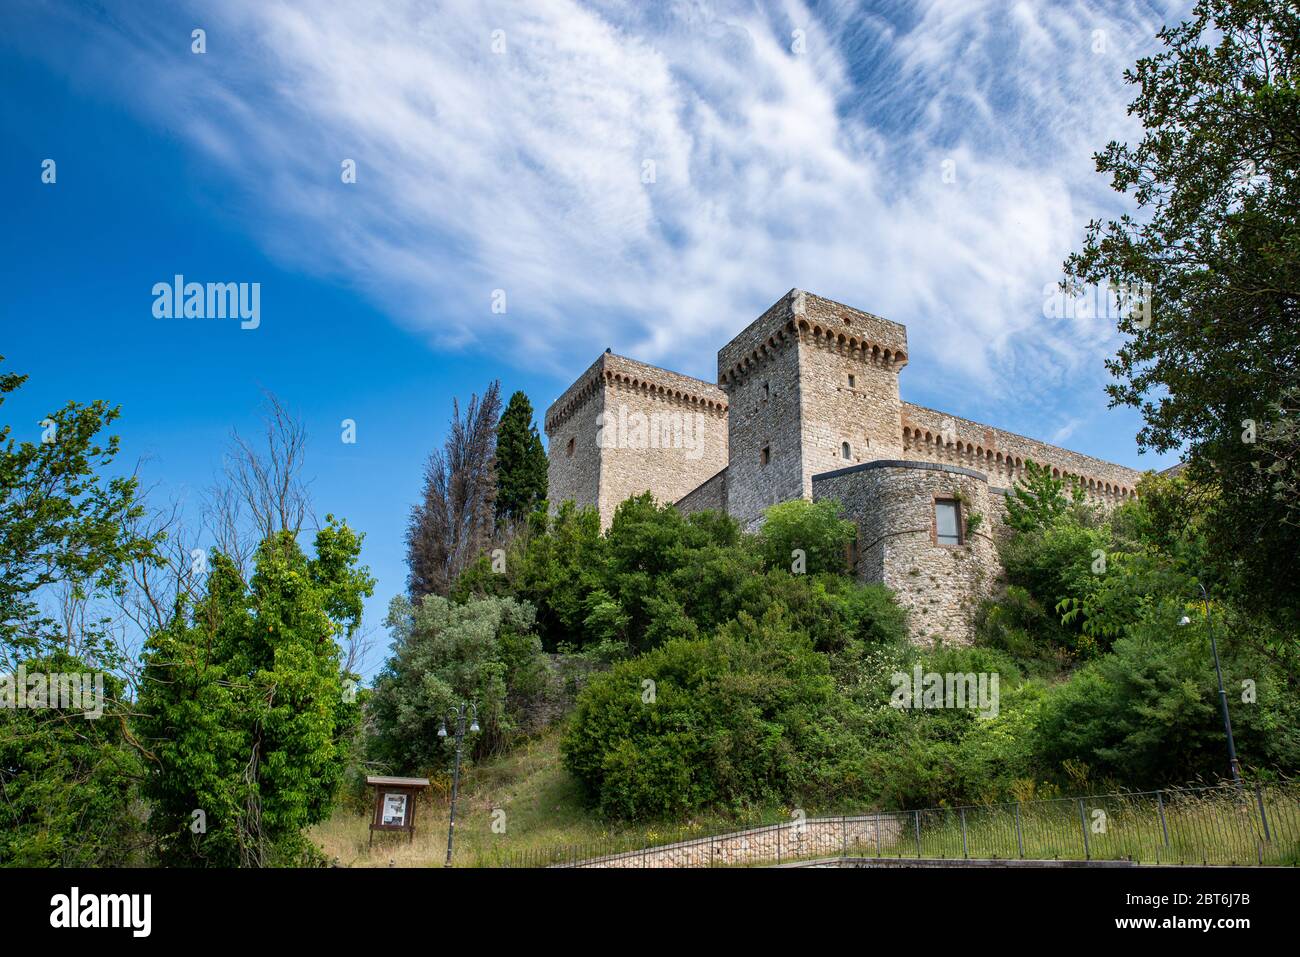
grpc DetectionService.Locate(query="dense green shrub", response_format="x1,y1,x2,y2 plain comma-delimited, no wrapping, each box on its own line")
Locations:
756,498,855,574
997,519,1110,655
1034,601,1300,787
561,605,866,819
470,466,1300,816
457,494,906,660
981,468,1300,789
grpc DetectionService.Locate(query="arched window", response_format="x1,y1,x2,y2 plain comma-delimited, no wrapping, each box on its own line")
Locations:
841,441,851,459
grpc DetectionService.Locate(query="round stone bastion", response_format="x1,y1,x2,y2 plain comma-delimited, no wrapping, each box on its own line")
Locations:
811,459,1004,645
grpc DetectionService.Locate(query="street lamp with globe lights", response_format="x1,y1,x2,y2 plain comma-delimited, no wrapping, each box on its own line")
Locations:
1179,582,1242,787
437,701,479,866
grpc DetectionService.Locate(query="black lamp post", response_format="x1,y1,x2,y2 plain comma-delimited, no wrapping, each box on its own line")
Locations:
437,701,479,867
1181,583,1242,787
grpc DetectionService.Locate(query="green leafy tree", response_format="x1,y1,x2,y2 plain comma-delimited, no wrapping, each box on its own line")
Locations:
1062,0,1300,627
1035,601,1300,785
1003,460,1077,533
757,498,856,574
368,594,551,770
462,493,906,658
0,360,158,662
0,652,143,866
509,500,608,651
136,518,373,867
494,391,548,526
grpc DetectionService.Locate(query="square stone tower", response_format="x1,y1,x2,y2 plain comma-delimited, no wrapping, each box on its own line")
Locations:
717,289,909,528
544,351,729,528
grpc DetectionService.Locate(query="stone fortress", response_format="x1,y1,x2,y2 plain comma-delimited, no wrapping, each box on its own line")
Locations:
544,289,1144,644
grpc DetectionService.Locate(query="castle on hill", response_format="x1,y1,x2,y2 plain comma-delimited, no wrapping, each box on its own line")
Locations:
544,289,1143,644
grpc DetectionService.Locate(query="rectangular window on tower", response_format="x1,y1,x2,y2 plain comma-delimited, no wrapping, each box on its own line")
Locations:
934,498,962,546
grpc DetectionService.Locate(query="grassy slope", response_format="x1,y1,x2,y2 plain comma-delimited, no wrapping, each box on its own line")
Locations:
311,727,593,867
311,724,807,867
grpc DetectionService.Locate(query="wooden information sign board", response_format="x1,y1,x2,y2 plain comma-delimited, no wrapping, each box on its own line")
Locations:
366,775,431,846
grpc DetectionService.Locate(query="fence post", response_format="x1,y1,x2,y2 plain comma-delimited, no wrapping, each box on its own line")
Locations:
1014,803,1024,859
777,822,782,865
1077,799,1090,860
842,815,847,859
876,815,881,857
1157,791,1170,847
1255,783,1272,843
914,810,922,859
960,808,969,859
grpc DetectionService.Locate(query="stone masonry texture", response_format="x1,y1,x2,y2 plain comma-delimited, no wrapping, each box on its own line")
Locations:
544,289,1147,644
545,352,728,530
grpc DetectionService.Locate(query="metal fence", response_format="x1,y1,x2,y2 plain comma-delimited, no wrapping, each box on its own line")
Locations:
486,782,1299,868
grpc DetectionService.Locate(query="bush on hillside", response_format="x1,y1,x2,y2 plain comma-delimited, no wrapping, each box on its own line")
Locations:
561,605,869,819
757,498,856,574
1034,600,1300,787
368,594,555,771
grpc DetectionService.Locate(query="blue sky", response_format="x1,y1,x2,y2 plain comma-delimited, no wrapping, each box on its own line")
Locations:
2,0,1186,678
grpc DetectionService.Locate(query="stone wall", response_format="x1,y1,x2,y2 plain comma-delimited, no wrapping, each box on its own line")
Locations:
545,290,1146,638
814,461,1001,645
901,402,1142,505
718,322,804,529
544,352,728,529
570,815,903,868
596,354,729,528
716,289,911,528
675,466,728,516
543,355,605,516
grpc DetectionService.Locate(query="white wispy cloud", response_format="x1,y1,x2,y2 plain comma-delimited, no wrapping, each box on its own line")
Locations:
38,0,1190,416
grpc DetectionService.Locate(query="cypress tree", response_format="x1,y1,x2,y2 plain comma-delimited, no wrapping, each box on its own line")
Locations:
494,390,548,525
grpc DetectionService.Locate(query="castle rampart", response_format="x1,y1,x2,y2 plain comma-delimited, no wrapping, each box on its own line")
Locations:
900,403,1141,503
544,289,1147,645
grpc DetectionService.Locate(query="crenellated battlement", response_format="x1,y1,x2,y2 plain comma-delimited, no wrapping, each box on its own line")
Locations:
717,289,908,389
900,403,1141,502
545,353,726,435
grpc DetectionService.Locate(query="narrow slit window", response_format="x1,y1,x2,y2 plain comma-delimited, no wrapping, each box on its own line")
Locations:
566,437,575,458
841,441,851,459
935,499,961,545
760,445,770,466
847,374,856,389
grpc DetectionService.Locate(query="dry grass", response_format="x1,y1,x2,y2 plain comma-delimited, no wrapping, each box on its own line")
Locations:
311,725,804,868
311,727,641,867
